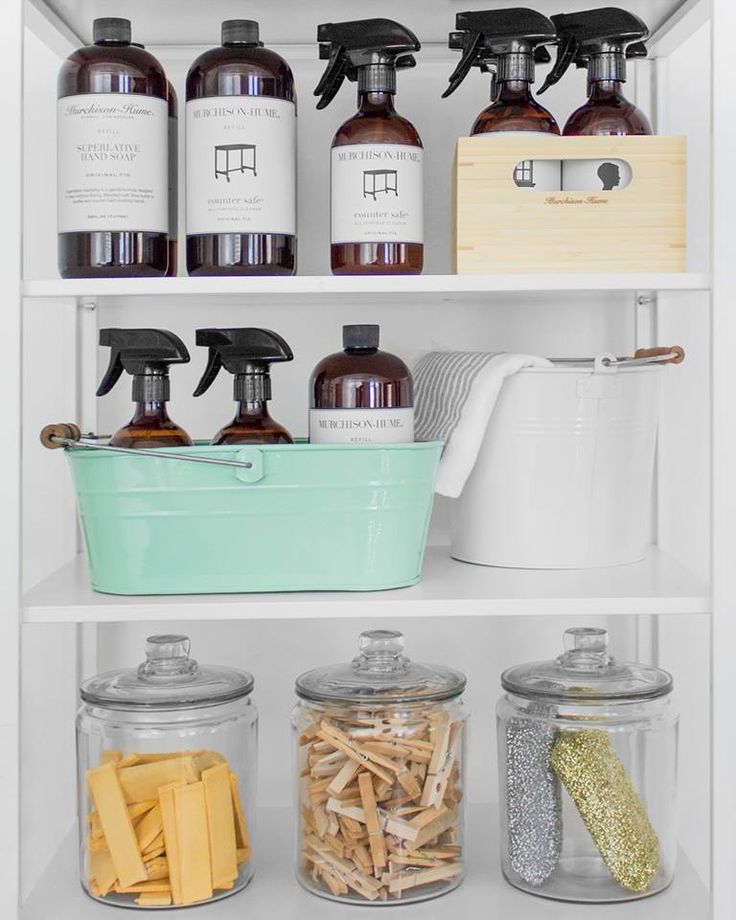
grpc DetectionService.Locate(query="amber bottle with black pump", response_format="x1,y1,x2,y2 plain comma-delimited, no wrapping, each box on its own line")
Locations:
57,18,169,278
315,20,423,275
194,328,294,445
186,20,296,276
96,328,192,448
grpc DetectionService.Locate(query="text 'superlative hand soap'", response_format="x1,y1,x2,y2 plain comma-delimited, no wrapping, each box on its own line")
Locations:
315,20,424,275
186,20,296,276
57,18,169,278
443,9,560,191
310,325,414,444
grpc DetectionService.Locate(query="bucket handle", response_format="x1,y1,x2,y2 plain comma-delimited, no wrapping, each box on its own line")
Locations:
39,423,255,472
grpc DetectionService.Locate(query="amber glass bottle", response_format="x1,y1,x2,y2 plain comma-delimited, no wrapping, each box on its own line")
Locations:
193,328,294,445
57,19,169,278
166,81,178,275
97,329,192,449
310,325,414,444
564,78,652,136
186,20,296,276
331,88,423,275
110,397,193,449
471,80,559,135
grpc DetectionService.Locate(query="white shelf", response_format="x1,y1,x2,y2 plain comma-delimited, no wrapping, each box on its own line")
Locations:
36,0,702,46
22,273,711,302
21,805,709,920
22,546,710,623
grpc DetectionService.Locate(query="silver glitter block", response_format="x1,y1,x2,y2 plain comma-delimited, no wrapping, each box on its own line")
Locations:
505,717,561,885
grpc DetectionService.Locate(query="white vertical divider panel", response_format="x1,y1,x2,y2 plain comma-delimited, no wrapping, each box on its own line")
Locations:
1,0,22,915
712,0,736,914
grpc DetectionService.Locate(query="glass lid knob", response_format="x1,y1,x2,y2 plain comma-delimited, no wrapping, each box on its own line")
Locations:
557,627,612,671
352,630,410,674
138,634,198,681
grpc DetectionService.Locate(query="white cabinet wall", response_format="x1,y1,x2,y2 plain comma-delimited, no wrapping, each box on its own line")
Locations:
3,0,732,918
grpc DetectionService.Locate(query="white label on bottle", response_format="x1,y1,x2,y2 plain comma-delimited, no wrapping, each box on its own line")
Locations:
185,96,296,236
561,158,632,192
310,408,415,444
57,93,168,233
331,144,423,244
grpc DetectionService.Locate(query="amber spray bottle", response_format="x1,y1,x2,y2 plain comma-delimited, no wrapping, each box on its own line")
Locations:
538,8,651,191
193,328,294,445
96,329,192,448
315,20,424,275
186,20,296,276
57,19,169,278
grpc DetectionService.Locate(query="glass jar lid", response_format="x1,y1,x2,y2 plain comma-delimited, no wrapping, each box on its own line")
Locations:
80,634,254,710
295,630,467,705
501,627,673,703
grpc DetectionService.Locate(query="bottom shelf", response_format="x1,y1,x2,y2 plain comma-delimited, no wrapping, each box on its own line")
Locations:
22,806,709,919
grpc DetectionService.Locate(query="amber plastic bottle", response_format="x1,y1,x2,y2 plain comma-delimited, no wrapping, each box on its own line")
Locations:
97,329,192,449
186,20,296,276
331,91,424,275
310,325,414,444
57,18,169,278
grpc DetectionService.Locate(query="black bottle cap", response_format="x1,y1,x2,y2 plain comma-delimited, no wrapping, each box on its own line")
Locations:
93,18,132,45
222,20,261,46
193,328,293,403
343,324,380,351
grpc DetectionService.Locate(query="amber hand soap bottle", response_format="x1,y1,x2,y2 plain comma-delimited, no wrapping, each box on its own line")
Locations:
310,324,414,444
96,328,192,448
315,20,424,275
194,328,294,445
57,18,169,278
186,20,296,276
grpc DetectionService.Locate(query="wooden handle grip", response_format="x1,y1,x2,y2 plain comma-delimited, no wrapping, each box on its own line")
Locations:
39,423,82,449
633,346,685,364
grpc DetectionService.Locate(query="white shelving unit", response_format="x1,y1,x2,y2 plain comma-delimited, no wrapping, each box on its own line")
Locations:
4,0,733,918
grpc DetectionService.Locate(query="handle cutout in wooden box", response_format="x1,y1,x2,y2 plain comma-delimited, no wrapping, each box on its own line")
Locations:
453,135,686,273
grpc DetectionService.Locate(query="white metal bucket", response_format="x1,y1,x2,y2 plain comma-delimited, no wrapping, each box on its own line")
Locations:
449,358,663,569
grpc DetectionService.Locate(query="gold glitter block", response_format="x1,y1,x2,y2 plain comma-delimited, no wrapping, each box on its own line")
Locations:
551,730,659,892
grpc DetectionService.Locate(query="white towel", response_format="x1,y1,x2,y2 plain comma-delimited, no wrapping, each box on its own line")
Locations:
414,351,552,498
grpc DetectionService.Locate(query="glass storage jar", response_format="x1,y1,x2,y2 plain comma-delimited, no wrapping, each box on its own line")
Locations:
497,627,678,903
293,629,467,905
77,634,257,908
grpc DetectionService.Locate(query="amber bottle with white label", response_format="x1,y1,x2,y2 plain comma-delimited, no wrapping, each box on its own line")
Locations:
57,18,169,278
310,325,414,444
316,20,423,275
186,20,296,276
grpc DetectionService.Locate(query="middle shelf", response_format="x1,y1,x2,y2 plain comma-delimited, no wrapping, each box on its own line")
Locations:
22,545,710,623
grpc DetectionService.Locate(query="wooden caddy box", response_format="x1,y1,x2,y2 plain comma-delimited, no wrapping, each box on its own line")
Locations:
453,135,686,273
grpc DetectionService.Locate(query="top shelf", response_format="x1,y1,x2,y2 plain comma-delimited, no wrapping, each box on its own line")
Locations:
38,0,699,46
23,273,710,302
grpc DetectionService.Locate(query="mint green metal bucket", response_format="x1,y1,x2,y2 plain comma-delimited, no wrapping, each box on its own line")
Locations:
66,441,442,595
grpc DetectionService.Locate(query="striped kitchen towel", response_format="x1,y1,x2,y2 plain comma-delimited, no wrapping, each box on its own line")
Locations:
414,351,551,497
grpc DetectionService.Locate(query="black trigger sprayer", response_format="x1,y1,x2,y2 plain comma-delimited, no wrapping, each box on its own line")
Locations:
193,328,294,445
96,328,192,449
443,9,559,137
538,8,652,136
